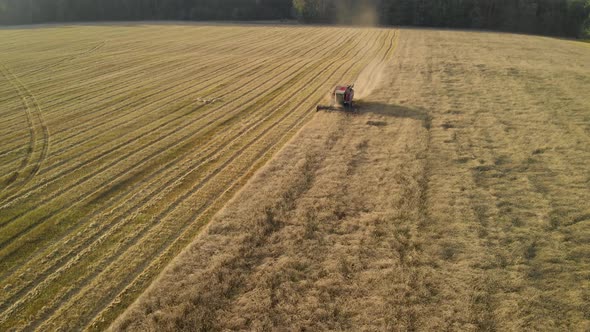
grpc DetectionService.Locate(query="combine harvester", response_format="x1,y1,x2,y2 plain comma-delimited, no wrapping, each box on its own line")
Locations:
317,84,356,112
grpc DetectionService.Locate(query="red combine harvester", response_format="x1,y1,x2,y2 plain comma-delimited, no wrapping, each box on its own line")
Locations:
317,84,355,111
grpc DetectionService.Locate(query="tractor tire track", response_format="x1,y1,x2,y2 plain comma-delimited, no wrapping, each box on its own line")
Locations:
0,64,49,199
0,68,34,190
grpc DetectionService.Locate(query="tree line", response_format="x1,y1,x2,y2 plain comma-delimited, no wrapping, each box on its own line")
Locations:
294,0,590,37
0,0,293,24
1,0,589,38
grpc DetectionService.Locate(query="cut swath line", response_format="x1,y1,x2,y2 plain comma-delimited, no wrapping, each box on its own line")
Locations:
0,27,346,296
0,27,324,209
10,27,273,102
0,34,342,320
0,27,397,331
83,31,395,331
23,41,106,78
0,27,367,327
34,28,386,331
0,30,344,291
0,28,335,237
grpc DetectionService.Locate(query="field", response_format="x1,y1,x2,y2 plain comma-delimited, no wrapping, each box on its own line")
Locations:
1,25,589,331
113,29,590,331
0,24,396,330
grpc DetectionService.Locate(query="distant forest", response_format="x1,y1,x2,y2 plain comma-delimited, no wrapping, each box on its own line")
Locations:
296,0,590,38
0,0,589,38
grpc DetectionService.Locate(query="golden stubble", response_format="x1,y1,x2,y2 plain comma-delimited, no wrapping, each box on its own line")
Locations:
0,24,398,331
113,28,589,331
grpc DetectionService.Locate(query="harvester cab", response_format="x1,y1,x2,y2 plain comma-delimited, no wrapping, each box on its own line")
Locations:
317,84,355,112
334,84,354,107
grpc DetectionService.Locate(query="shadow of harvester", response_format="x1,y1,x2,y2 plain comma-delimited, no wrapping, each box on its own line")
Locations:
353,101,432,129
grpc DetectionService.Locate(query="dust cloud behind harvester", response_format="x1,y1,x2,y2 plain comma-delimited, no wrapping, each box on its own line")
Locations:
334,0,379,27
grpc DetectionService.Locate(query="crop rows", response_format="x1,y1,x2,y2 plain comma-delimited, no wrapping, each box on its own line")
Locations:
0,24,397,330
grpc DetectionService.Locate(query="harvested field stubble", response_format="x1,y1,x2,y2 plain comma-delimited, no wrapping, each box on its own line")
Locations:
0,24,396,330
114,29,590,331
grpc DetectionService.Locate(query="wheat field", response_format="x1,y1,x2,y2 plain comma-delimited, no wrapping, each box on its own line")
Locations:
0,24,397,331
113,29,590,331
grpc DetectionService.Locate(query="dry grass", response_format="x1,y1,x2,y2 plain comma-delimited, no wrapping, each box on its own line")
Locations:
0,24,396,330
113,28,590,331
